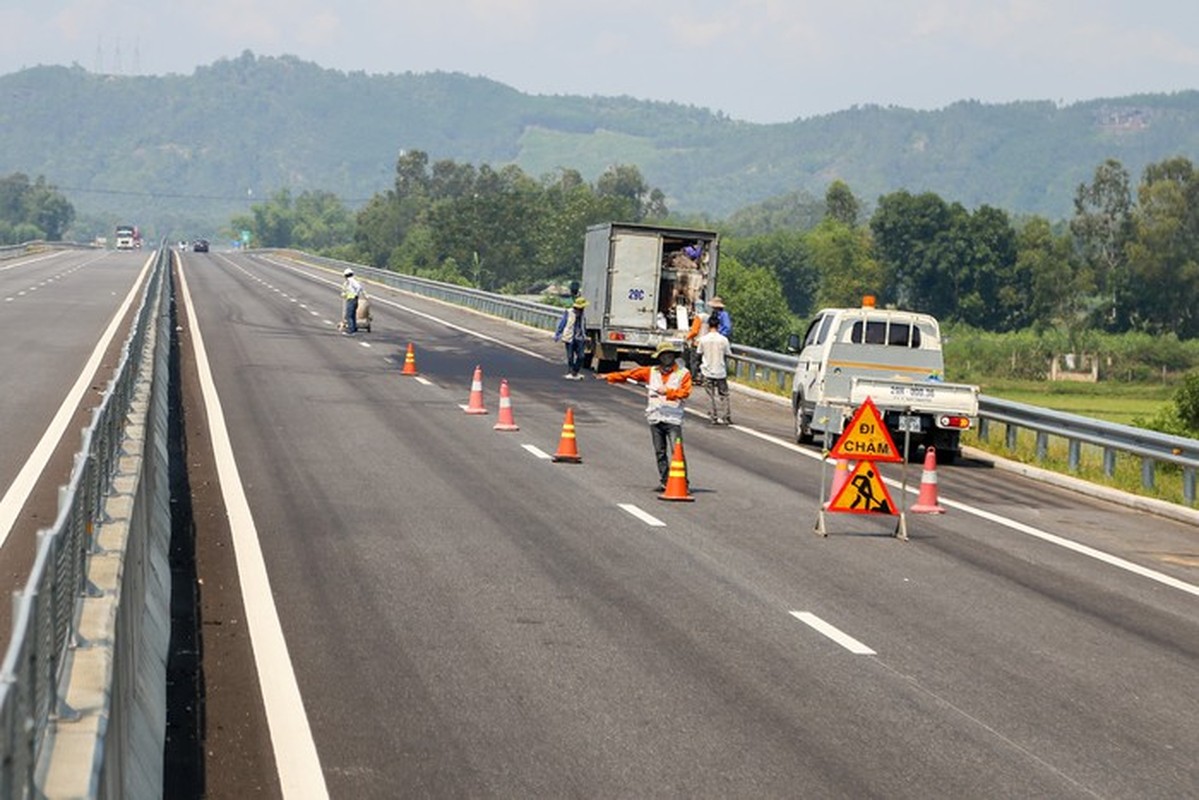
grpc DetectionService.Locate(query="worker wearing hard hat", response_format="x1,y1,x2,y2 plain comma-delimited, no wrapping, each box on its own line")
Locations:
341,268,364,334
598,341,693,491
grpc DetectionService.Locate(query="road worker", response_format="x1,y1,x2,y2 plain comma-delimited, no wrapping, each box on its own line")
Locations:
341,268,363,334
598,341,693,491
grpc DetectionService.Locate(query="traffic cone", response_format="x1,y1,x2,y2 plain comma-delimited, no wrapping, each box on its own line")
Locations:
658,439,694,502
400,343,418,376
910,447,946,514
551,408,582,463
464,365,487,414
493,379,519,431
823,459,852,509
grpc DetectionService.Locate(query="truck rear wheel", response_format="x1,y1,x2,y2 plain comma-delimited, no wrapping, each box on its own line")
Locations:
793,395,814,444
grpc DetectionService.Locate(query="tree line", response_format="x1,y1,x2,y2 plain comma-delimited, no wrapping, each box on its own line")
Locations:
0,173,74,244
228,152,1199,352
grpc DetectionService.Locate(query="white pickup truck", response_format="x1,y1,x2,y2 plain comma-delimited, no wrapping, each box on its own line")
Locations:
786,298,979,462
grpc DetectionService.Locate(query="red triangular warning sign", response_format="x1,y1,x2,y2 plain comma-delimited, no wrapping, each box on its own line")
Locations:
829,397,902,463
827,460,898,515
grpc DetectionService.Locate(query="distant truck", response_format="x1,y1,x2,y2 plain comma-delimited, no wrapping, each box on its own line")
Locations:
787,297,979,462
114,224,141,250
579,222,719,372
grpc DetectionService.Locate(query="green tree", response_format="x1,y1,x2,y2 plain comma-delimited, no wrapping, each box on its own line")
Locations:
715,255,794,349
1175,372,1199,431
1015,216,1083,334
824,180,860,227
0,172,75,242
805,220,885,309
290,190,353,251
1071,158,1134,330
595,164,667,221
1126,156,1199,338
723,230,817,317
869,190,961,312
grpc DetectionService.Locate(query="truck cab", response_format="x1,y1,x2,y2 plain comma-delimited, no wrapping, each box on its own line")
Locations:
788,297,977,461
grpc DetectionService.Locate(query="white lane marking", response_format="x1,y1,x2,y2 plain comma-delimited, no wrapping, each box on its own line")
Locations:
0,253,155,548
359,342,371,348
937,496,1199,598
414,376,433,386
522,444,552,459
733,425,1199,598
257,255,555,364
790,611,877,655
619,503,666,527
176,263,329,799
248,254,1199,598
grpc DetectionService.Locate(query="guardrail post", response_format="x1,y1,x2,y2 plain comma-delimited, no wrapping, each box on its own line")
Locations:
1103,448,1117,477
1185,468,1196,506
1068,440,1081,472
1005,423,1018,452
1141,458,1156,491
1036,431,1048,462
978,417,990,442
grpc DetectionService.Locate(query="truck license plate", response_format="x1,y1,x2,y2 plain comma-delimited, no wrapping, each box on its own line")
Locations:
897,414,922,432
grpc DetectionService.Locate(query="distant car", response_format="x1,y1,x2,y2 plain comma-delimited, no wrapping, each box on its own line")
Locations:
192,239,209,253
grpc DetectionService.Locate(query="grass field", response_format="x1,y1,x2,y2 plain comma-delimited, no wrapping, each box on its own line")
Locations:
975,379,1174,426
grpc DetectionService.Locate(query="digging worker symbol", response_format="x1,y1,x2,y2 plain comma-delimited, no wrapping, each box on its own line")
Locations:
849,466,892,513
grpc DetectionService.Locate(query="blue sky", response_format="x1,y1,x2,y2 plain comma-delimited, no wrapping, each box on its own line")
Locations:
3,0,1198,123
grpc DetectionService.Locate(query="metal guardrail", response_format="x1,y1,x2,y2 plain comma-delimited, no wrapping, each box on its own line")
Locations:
262,250,1199,507
0,241,100,261
0,245,171,797
978,397,1199,505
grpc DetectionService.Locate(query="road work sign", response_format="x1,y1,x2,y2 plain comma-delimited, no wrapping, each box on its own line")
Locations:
827,460,898,515
829,397,902,463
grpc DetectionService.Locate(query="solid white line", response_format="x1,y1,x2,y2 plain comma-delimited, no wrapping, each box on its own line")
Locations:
935,495,1199,597
252,253,1199,598
790,611,876,654
732,424,1199,597
522,444,552,460
0,253,155,548
260,255,555,364
176,263,329,798
619,503,666,527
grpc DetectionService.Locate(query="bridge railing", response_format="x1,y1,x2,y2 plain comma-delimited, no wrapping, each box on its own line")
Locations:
0,245,172,798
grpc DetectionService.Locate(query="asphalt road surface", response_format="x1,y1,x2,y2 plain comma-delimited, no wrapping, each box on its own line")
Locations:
1,246,1195,798
111,249,1199,797
0,247,150,636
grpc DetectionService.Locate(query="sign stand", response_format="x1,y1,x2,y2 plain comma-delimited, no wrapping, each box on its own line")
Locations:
895,407,912,541
815,397,908,541
815,420,833,537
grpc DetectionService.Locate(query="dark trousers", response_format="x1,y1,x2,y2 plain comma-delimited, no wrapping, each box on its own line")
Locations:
649,421,684,485
344,297,359,333
565,339,585,375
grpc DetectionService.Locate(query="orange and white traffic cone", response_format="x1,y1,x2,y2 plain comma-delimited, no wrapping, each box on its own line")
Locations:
910,447,946,514
400,343,418,376
493,379,519,431
463,365,487,414
824,459,852,509
551,408,582,463
658,439,694,502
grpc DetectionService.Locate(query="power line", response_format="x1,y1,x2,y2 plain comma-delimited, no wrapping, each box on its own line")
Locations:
56,185,377,204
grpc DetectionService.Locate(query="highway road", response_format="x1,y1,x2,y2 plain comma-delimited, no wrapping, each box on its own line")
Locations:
163,248,1199,799
0,247,150,633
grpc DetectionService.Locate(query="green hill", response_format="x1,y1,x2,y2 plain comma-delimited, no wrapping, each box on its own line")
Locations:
2,51,1197,239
